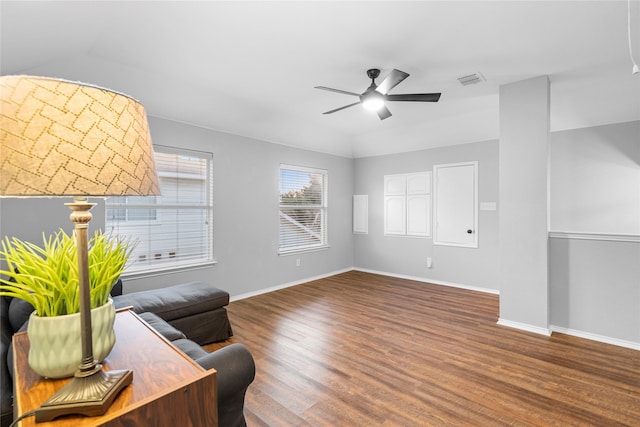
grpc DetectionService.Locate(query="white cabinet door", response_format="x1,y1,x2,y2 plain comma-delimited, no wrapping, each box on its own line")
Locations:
384,172,432,237
406,172,431,195
353,195,368,234
433,162,478,247
384,175,406,195
384,195,406,235
407,195,431,236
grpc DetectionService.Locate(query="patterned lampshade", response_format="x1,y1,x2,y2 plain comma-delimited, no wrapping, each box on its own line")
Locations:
0,75,160,197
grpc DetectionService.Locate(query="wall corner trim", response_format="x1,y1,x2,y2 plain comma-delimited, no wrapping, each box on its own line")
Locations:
497,318,552,336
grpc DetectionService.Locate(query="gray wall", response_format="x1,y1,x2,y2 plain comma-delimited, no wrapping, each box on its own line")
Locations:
1,112,638,348
550,121,640,235
352,115,638,348
128,117,355,296
548,120,640,347
549,237,639,344
0,116,355,298
0,199,88,246
353,139,500,292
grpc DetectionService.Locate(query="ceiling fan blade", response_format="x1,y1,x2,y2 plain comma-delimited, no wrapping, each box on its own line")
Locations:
322,101,361,115
375,69,409,95
314,86,361,97
385,93,441,102
377,105,392,120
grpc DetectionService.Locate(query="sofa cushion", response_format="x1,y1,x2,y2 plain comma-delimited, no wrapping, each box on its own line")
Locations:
111,279,123,297
0,297,11,346
138,312,186,341
8,298,34,333
1,297,14,427
112,282,229,322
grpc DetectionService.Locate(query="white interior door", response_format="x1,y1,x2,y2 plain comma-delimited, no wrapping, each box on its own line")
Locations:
433,162,478,247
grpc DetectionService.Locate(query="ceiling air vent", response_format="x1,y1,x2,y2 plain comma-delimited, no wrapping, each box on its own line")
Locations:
457,72,485,86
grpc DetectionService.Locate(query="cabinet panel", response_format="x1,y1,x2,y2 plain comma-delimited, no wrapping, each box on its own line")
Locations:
406,172,431,195
384,175,406,195
383,172,432,237
353,195,368,234
384,196,406,235
407,195,430,236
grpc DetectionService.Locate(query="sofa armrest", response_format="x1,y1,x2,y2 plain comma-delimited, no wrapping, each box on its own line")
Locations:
195,343,255,427
195,343,255,400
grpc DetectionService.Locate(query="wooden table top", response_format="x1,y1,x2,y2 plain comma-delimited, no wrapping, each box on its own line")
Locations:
12,309,216,427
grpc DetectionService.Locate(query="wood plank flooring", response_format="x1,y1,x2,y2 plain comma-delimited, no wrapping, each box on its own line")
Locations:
204,270,640,426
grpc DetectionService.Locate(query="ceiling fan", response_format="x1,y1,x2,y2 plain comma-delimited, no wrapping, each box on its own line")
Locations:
315,68,441,120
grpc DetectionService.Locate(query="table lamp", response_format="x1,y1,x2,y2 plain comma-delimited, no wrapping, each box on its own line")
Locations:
0,75,160,421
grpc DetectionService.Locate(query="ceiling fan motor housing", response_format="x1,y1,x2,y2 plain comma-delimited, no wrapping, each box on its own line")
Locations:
366,68,381,81
363,69,382,100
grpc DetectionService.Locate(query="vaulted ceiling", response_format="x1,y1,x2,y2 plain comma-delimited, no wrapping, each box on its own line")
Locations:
2,1,639,158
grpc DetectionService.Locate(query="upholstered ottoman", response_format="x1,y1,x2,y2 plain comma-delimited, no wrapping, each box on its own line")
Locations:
112,281,233,345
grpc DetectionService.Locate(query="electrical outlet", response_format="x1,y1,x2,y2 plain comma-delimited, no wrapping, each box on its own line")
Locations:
296,258,301,267
427,257,433,269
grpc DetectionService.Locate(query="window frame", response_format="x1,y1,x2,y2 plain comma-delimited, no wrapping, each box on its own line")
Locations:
105,145,215,277
106,196,159,223
278,164,329,255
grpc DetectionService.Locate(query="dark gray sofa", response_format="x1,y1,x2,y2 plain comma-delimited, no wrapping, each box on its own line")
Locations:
1,281,255,427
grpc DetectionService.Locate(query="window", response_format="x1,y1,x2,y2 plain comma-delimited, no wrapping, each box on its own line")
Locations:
106,196,157,222
279,164,328,253
106,145,214,274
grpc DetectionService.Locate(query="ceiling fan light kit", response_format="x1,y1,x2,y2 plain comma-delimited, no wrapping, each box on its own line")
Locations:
315,68,441,120
361,91,385,112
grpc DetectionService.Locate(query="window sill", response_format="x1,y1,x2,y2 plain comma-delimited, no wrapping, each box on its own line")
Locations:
121,260,218,280
278,245,330,256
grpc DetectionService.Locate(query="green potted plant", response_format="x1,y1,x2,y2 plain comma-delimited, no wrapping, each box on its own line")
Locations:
0,229,133,378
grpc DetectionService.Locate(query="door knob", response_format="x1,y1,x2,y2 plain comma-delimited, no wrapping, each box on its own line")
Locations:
467,229,473,234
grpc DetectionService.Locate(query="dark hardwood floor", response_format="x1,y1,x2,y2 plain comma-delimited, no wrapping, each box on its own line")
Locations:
205,270,640,426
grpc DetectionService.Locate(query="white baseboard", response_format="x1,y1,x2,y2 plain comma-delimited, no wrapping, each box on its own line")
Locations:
231,267,499,301
497,318,552,336
353,267,500,295
229,267,353,302
549,325,640,351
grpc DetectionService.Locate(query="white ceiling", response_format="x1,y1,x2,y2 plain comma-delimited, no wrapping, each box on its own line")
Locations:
1,1,639,158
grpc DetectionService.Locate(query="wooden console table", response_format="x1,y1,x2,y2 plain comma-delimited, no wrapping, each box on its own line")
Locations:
12,309,217,426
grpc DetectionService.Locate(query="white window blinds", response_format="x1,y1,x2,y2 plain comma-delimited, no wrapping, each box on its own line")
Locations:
279,164,328,253
106,145,214,275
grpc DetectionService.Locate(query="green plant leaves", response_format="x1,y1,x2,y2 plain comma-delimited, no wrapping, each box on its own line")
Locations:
0,229,134,316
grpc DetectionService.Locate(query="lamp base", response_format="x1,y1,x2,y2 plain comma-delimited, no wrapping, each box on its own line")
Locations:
35,368,133,423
